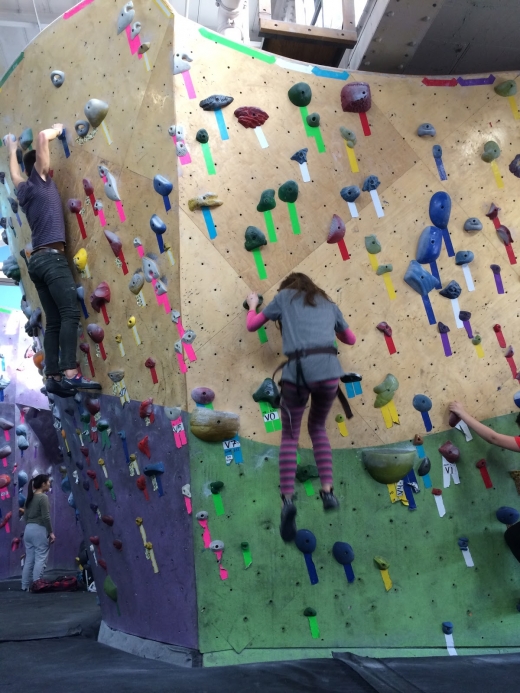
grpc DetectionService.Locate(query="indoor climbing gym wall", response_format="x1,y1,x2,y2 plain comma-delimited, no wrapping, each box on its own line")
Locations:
1,0,520,667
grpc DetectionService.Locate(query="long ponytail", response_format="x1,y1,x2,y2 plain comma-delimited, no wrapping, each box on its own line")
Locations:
25,474,50,509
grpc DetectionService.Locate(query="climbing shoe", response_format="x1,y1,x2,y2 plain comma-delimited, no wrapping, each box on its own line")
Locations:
320,489,339,510
280,496,297,542
61,374,102,391
45,378,77,398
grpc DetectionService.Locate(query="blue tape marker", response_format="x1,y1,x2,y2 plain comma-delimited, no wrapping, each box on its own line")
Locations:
353,381,363,396
435,156,447,181
457,74,495,86
0,356,5,370
429,260,441,284
79,298,89,319
441,228,455,257
118,432,130,464
304,553,319,585
232,436,243,464
163,194,171,212
58,129,70,158
0,391,4,402
421,411,433,432
311,66,349,81
156,477,164,497
156,235,164,253
201,207,217,240
422,473,432,488
416,444,426,459
408,469,419,485
402,473,417,510
214,109,229,140
345,382,355,398
344,564,355,583
16,213,22,227
421,295,436,325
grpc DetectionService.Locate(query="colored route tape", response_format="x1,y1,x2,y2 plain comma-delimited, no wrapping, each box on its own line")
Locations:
300,106,314,137
359,111,371,136
212,493,224,516
421,411,433,432
461,264,474,291
314,128,326,153
308,615,320,638
304,553,319,585
493,271,504,294
422,77,457,86
463,320,473,338
508,96,520,120
442,228,455,257
242,544,252,568
312,66,349,80
254,126,269,149
299,161,310,183
475,343,485,358
368,252,378,271
252,248,267,280
402,473,417,510
457,74,495,86
182,71,196,99
63,0,94,18
429,260,440,283
345,382,355,398
303,479,314,496
382,273,396,300
201,207,217,239
422,295,436,325
505,244,517,265
214,109,229,140
384,333,396,354
506,355,517,378
344,564,355,583
494,328,506,348
381,569,392,590
337,238,349,260
199,27,276,63
0,52,24,89
370,189,384,218
440,332,452,357
264,210,277,242
258,326,268,344
346,144,359,172
353,380,362,395
287,202,301,235
423,473,432,488
435,156,447,180
478,462,493,489
490,160,504,188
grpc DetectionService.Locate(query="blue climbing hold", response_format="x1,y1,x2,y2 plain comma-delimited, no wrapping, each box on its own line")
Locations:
442,621,453,635
362,175,380,192
143,461,165,476
496,506,520,525
432,145,443,159
340,185,361,203
61,476,71,494
455,250,474,265
439,280,461,299
291,148,308,165
150,214,167,234
457,537,469,550
404,260,441,296
429,191,451,229
17,470,28,487
412,394,432,412
416,225,442,263
332,541,354,565
153,175,173,197
295,529,317,554
514,391,520,408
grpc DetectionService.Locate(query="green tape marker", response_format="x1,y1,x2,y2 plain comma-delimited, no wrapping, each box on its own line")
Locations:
264,210,277,243
299,106,314,137
211,481,225,516
199,28,276,63
204,402,214,410
201,142,216,175
314,128,326,153
0,52,24,90
252,247,267,280
304,608,320,638
287,202,301,235
259,402,274,432
241,541,252,569
258,326,268,344
303,479,314,496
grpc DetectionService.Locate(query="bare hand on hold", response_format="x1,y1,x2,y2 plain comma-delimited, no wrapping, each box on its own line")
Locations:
246,292,259,310
52,123,64,136
4,134,17,153
49,533,56,544
449,401,467,418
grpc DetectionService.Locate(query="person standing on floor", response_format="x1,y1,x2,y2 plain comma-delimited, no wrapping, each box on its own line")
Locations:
245,273,357,542
21,474,55,591
4,127,100,397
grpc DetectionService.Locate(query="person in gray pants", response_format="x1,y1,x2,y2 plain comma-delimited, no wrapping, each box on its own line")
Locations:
21,474,55,591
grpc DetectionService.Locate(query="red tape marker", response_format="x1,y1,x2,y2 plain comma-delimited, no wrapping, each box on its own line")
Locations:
358,112,371,136
505,244,517,265
506,355,517,378
337,238,350,260
493,324,507,348
76,212,87,239
100,305,110,325
145,358,158,384
476,459,493,488
422,77,458,87
384,333,397,355
136,475,150,501
117,251,128,275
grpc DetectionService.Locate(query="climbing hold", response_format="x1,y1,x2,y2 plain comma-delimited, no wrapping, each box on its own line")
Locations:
514,392,520,408
412,395,432,412
242,295,263,310
303,607,316,617
94,201,104,213
505,346,515,358
172,49,193,75
490,264,501,275
278,181,299,203
252,378,280,408
432,145,442,159
327,215,345,244
494,80,517,97
196,129,209,144
210,481,224,495
188,192,223,211
288,82,312,107
50,70,65,87
455,250,474,265
373,556,390,570
332,542,354,565
20,129,33,151
142,255,160,282
509,154,520,178
98,166,121,202
257,189,276,212
150,215,167,235
365,235,381,254
340,82,371,113
417,123,436,137
199,94,234,111
128,270,145,294
417,457,431,476
376,322,392,337
339,127,356,147
209,540,224,552
373,374,399,408
138,41,150,53
0,446,11,460
459,310,471,321
481,141,501,163
472,334,482,345
17,470,28,486
464,217,482,231
416,226,442,264
496,506,520,525
67,199,82,215
486,202,500,221
306,112,320,128
113,540,123,551
234,106,269,128
376,264,392,275
196,511,208,521
104,230,122,256
295,529,316,554
181,329,196,344
101,515,114,526
291,148,308,165
362,175,380,192
404,260,441,296
340,186,360,203
190,408,239,442
130,21,141,39
296,465,319,483
496,225,513,245
75,120,90,137
442,622,454,635
439,280,462,299
103,575,118,604
244,226,267,251
90,282,110,314
191,387,215,405
439,441,460,462
117,1,134,34
438,322,450,334
176,141,188,157
84,99,109,128
429,191,451,229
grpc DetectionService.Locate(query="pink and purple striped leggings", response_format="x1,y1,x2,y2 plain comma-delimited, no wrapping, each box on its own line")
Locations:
279,378,339,497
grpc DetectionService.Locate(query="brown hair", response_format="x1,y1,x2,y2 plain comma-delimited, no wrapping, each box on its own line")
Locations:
278,272,332,306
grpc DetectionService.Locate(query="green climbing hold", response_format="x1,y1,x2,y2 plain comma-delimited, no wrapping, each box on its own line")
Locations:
257,189,276,212
80,412,90,424
252,378,280,407
210,480,224,494
362,446,416,484
241,541,249,550
365,234,381,254
278,180,299,204
303,607,317,617
103,575,118,602
376,263,393,275
306,112,320,128
472,335,482,345
494,80,517,97
244,226,267,251
296,464,319,483
96,419,109,431
339,127,356,148
196,128,209,143
481,141,501,163
374,556,390,570
20,128,33,151
288,82,312,107
335,414,344,423
373,374,399,408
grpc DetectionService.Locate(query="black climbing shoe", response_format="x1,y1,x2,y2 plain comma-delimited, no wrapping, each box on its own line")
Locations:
45,378,77,398
340,372,362,383
280,497,297,542
320,489,339,510
61,374,102,391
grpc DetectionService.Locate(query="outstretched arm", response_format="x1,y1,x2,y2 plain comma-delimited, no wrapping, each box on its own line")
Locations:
336,328,356,345
449,401,520,452
4,135,24,188
35,124,63,178
245,292,269,332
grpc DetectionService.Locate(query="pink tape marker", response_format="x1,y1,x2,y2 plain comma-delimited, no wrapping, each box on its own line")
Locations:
215,551,228,580
197,518,211,548
182,72,196,100
125,25,143,59
63,0,94,19
0,489,10,500
2,459,7,468
4,431,10,442
184,497,192,515
172,135,192,166
102,175,126,222
98,209,107,227
171,417,187,446
176,352,187,374
135,244,145,259
4,522,10,534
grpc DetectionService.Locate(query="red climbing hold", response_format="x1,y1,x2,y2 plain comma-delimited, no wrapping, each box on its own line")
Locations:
137,435,151,459
234,106,269,129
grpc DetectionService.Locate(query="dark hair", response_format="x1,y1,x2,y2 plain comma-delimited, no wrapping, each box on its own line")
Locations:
25,474,50,508
516,413,520,427
23,150,37,177
278,272,332,306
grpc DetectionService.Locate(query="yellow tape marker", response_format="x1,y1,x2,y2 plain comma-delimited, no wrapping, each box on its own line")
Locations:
508,95,520,120
475,344,485,359
101,121,112,145
387,400,400,424
381,569,392,591
387,483,398,503
382,273,397,300
345,144,359,173
368,252,379,271
381,404,393,429
154,0,173,17
490,160,504,189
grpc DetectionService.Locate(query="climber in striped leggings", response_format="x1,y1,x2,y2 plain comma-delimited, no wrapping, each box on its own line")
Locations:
245,273,356,542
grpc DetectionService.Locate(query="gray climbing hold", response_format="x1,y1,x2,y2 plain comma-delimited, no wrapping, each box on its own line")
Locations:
176,141,188,157
84,99,109,128
439,280,461,299
455,250,474,266
165,406,182,421
94,200,104,212
117,1,135,35
142,256,160,282
417,123,436,137
199,95,234,111
340,185,360,203
128,270,145,295
376,264,392,275
464,217,482,232
138,42,150,54
306,112,320,128
417,457,431,476
172,49,194,75
365,235,381,254
97,167,121,201
181,330,196,344
339,127,356,147
130,21,141,40
75,120,90,137
155,278,168,295
362,175,380,192
50,70,65,88
291,148,308,165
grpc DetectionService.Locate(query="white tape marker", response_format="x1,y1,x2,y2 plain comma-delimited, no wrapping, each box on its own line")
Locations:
254,127,268,149
451,298,463,328
370,189,384,218
299,162,310,183
434,494,446,517
444,633,457,656
461,264,475,292
461,549,474,568
347,201,358,218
